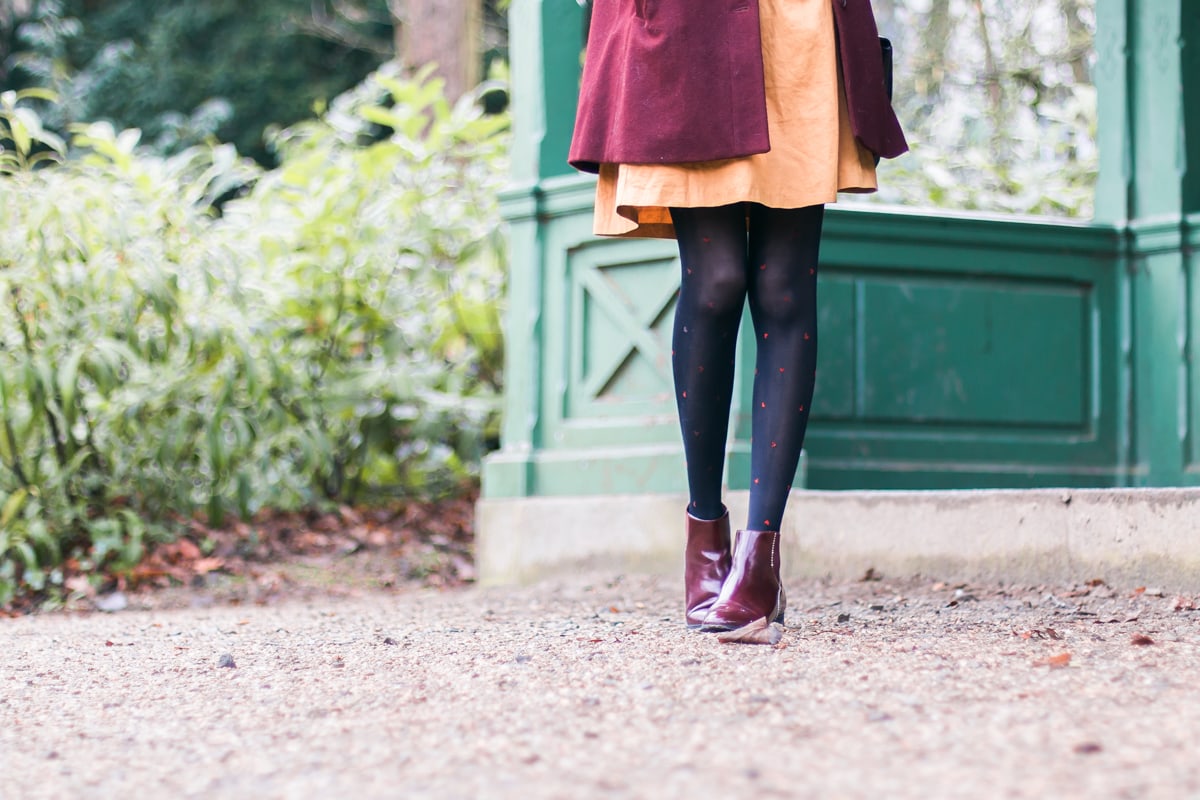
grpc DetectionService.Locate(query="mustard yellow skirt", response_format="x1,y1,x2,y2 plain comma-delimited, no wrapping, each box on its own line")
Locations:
593,0,877,240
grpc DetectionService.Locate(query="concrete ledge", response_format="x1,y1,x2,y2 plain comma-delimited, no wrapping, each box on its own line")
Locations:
476,489,1200,591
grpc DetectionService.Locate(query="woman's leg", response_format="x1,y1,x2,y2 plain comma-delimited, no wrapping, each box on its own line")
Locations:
669,204,750,520
744,203,825,531
702,204,824,630
671,204,749,627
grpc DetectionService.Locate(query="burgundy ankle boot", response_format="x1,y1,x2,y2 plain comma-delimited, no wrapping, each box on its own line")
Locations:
684,509,732,629
701,529,786,631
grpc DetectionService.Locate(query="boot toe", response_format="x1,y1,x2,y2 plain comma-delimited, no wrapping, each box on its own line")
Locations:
700,601,763,631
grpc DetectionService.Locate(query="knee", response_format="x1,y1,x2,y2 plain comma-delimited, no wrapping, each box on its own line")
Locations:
750,270,816,326
684,269,747,318
755,293,812,326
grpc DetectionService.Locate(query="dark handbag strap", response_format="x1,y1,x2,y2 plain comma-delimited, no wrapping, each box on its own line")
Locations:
879,37,894,101
874,37,895,165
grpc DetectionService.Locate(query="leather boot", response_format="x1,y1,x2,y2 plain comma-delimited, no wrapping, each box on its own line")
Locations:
701,529,786,630
684,508,732,629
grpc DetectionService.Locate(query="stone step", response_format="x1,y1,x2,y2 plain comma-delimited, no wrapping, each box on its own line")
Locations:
478,489,1200,591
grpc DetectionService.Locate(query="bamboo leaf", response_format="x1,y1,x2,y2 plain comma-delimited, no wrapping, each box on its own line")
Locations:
0,489,29,529
8,114,31,158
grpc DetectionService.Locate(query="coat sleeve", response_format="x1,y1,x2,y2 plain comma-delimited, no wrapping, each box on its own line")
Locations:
568,0,772,173
832,0,908,159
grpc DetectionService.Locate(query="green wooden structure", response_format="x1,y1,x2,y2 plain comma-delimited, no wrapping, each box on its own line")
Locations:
483,0,1200,499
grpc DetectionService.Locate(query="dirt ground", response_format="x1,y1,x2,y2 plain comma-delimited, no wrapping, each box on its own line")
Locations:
2,569,1199,799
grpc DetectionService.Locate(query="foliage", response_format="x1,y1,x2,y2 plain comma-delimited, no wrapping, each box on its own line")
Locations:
6,0,386,162
0,66,509,607
3,0,508,164
0,86,65,171
857,0,1099,218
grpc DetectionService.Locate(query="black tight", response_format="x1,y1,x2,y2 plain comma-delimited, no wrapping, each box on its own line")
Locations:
671,203,824,532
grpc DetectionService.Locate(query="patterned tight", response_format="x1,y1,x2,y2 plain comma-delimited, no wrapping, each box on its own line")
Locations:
670,202,824,532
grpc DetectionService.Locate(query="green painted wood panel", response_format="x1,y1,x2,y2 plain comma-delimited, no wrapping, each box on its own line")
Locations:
1093,0,1130,224
539,196,684,455
812,277,857,419
803,209,1125,490
814,273,1092,429
508,0,583,183
1129,230,1189,485
857,279,1088,427
1186,214,1200,475
1185,3,1200,214
573,252,678,415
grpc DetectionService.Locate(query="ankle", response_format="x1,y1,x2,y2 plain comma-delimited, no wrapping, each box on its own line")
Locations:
687,502,727,522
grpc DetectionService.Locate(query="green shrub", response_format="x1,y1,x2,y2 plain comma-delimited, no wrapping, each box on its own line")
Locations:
0,66,509,606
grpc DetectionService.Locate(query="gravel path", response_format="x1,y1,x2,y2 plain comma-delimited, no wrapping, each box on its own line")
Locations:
3,573,1199,799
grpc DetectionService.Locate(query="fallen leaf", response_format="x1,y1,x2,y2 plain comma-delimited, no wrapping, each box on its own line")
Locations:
176,538,203,561
1131,634,1155,646
1131,587,1146,597
193,557,225,575
1074,742,1103,754
1171,596,1197,612
1033,652,1072,668
859,567,882,582
717,617,783,646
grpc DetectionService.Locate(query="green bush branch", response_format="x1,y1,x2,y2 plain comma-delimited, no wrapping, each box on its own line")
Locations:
0,65,509,606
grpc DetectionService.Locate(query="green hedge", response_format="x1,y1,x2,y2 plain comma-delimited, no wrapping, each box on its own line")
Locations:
0,68,509,605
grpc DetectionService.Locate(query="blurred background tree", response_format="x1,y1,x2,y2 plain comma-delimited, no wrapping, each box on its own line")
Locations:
1,0,508,163
867,0,1098,217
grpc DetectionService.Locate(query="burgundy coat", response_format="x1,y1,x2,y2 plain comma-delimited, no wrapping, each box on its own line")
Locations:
568,0,908,174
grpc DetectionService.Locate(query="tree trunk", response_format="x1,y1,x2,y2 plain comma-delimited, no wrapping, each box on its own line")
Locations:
972,0,1002,115
392,0,480,101
1058,0,1092,84
914,0,953,99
